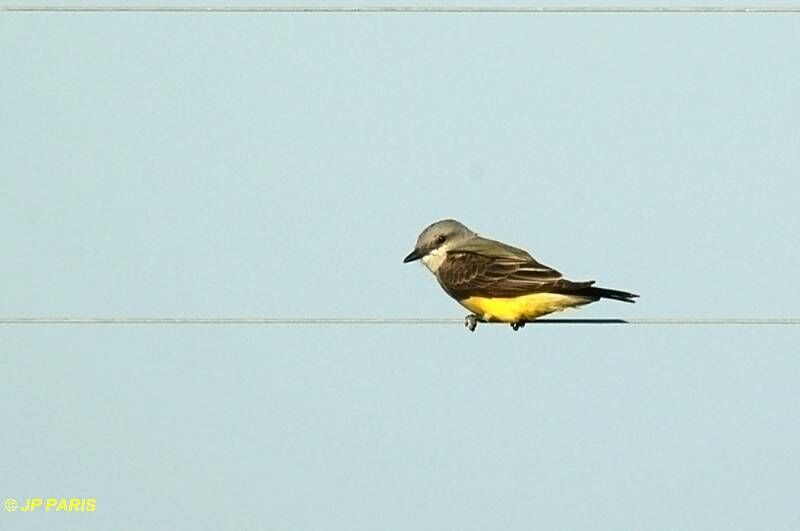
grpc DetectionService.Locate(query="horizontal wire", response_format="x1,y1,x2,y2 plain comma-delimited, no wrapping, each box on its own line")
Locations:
1,317,799,325
2,5,800,13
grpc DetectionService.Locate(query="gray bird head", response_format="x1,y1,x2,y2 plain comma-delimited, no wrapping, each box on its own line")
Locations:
403,219,477,265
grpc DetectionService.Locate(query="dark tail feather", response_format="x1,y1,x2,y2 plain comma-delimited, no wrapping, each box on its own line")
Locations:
552,279,639,303
580,285,639,303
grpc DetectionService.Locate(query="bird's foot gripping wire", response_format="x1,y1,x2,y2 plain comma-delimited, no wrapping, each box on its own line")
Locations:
464,314,480,332
510,321,526,331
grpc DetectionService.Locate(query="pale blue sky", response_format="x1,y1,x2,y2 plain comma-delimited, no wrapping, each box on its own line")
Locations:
1,5,799,531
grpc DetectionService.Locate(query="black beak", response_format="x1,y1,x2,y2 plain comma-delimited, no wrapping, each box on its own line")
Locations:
403,248,424,263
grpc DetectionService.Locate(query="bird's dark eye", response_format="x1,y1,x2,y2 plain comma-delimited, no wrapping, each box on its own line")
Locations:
436,235,446,244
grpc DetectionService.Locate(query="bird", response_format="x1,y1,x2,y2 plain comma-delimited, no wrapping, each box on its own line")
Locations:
403,219,638,331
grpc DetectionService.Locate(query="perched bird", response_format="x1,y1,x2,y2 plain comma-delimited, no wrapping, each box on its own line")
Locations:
403,219,638,331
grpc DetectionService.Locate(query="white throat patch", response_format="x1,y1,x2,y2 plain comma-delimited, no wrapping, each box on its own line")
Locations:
421,247,447,273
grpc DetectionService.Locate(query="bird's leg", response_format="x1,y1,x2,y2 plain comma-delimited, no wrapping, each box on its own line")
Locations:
464,314,480,332
510,321,526,331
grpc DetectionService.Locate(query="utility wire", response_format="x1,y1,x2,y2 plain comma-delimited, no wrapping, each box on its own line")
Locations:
2,5,800,13
1,317,799,325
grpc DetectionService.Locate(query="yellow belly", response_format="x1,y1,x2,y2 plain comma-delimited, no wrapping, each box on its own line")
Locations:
459,293,593,323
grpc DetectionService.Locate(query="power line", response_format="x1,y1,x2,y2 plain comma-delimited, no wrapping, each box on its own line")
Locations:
2,5,800,13
1,317,799,325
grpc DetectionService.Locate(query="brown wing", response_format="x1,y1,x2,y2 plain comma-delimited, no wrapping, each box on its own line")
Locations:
436,251,593,299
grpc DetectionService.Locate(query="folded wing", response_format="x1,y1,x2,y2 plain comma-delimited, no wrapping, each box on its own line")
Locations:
436,240,594,299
